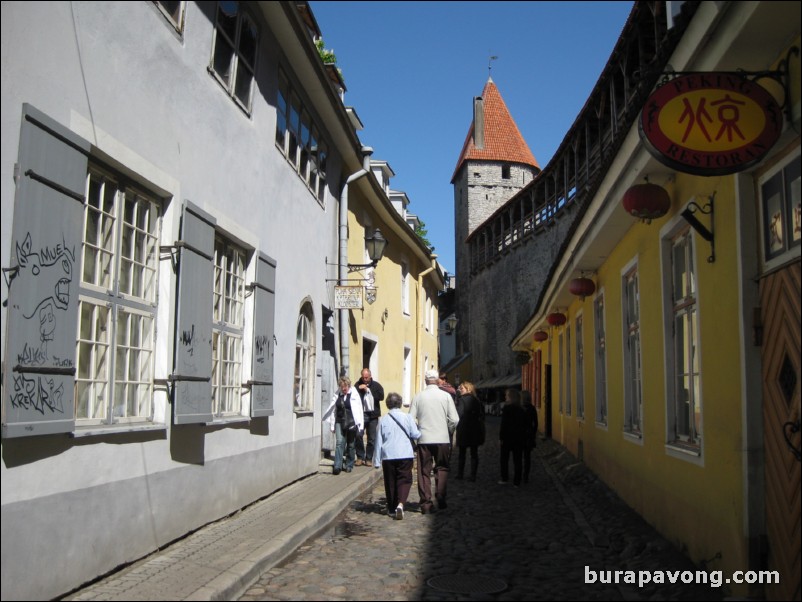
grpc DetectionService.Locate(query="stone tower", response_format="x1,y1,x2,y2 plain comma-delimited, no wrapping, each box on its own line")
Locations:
451,77,540,364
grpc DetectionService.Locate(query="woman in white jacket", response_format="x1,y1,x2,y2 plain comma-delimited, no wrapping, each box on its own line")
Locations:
323,376,364,474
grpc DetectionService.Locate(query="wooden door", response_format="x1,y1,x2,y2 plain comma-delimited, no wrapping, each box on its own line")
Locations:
760,261,801,601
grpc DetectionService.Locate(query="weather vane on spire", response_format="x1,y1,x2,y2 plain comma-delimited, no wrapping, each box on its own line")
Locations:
488,54,498,75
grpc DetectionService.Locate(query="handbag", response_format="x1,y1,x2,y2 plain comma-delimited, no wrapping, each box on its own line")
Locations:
363,388,375,413
388,412,417,449
340,394,357,431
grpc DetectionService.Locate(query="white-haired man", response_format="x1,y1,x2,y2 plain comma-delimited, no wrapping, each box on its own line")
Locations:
409,369,460,514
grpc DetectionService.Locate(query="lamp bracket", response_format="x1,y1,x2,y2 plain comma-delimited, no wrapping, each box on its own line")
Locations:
681,193,715,263
660,46,799,123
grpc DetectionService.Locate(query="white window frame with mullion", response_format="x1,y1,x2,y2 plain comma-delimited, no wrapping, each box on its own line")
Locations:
665,227,703,451
211,236,247,417
594,291,608,427
575,312,584,419
294,305,315,412
275,68,328,204
622,259,643,438
209,0,258,113
565,323,572,416
152,1,186,34
759,147,801,270
76,167,160,426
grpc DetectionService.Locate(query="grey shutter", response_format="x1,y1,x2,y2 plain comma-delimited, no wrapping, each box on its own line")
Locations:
172,201,215,424
250,252,276,417
3,105,89,438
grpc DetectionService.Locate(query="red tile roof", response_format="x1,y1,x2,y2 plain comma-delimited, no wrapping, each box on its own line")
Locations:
451,77,540,182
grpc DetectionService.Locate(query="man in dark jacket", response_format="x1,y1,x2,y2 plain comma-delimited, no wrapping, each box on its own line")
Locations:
355,368,384,465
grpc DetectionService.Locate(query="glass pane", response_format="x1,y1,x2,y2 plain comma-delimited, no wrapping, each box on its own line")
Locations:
213,36,235,86
234,63,253,107
238,13,257,67
216,0,238,41
786,160,801,245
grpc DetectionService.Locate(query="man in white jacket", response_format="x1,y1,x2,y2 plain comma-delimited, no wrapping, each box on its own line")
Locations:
409,369,459,513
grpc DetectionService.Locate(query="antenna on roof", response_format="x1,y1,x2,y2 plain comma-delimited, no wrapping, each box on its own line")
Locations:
488,54,498,75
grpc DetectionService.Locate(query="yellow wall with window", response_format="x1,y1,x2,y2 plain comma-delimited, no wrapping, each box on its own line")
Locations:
345,202,440,407
531,173,749,579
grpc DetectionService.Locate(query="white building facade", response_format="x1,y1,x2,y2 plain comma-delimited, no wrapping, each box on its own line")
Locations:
0,2,366,599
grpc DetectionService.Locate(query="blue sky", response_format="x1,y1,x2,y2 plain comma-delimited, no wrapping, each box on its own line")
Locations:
309,1,634,275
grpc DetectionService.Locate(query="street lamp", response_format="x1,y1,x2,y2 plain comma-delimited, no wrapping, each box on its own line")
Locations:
445,314,458,335
348,228,388,272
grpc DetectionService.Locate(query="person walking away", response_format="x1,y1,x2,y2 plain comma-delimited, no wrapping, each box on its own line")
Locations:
373,393,421,520
409,369,459,513
322,376,364,474
521,390,538,484
499,388,525,487
455,381,485,481
354,368,385,466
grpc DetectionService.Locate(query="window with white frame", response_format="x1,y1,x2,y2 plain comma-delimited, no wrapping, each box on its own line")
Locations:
565,324,572,416
153,1,185,33
425,295,432,332
558,330,564,414
294,304,315,411
401,261,410,315
76,168,160,424
211,237,246,417
760,149,800,266
276,68,328,202
623,265,643,436
669,228,701,446
576,314,584,419
594,293,607,425
210,0,258,111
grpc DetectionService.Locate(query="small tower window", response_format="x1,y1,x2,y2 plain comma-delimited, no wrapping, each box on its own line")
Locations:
502,165,511,179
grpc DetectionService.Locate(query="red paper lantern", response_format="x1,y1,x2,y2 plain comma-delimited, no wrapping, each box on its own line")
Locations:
546,312,566,327
533,330,549,342
569,277,596,300
622,182,670,223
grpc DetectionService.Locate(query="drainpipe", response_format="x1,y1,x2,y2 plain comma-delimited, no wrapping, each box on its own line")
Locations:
339,146,373,378
415,255,438,389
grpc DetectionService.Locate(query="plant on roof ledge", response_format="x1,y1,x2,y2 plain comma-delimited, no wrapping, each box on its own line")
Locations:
316,38,344,82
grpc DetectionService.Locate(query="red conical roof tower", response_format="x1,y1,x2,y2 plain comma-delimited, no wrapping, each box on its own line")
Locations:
451,77,539,183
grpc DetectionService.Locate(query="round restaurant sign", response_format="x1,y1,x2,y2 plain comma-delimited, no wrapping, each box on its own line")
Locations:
640,73,783,176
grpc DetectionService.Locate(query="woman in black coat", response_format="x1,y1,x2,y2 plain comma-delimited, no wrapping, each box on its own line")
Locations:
455,381,485,481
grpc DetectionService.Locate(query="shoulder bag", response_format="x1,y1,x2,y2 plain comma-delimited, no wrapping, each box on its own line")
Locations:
387,412,417,449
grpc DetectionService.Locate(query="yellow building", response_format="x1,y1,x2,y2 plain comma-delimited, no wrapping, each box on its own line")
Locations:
337,156,443,405
511,3,800,600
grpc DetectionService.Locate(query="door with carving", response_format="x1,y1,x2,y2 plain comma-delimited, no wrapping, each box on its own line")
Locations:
760,261,801,601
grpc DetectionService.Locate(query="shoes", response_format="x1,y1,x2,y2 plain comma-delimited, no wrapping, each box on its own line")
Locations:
333,469,341,475
498,480,509,485
345,467,352,473
355,459,364,466
420,505,435,515
395,504,404,520
437,500,447,510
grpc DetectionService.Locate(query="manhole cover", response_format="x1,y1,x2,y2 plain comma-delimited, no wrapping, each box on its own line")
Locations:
427,574,507,594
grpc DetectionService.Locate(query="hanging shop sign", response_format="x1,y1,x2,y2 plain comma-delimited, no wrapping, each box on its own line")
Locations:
334,286,362,309
640,73,783,176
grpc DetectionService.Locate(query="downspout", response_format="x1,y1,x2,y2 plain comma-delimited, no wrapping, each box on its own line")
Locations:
339,146,373,378
415,254,438,389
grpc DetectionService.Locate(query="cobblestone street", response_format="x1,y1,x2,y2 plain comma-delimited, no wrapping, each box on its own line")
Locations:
239,417,724,601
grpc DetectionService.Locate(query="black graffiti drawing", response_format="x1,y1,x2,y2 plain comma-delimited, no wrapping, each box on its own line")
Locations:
10,373,65,415
15,232,74,320
180,324,195,356
255,335,269,363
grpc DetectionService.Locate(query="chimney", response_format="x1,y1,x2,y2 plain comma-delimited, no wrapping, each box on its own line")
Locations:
473,96,484,150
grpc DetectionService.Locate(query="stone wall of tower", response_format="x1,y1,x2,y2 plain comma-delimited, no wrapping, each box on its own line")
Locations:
453,160,537,362
465,217,575,384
